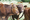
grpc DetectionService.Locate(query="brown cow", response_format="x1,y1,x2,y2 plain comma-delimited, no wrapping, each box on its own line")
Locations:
24,7,30,20
0,2,19,20
0,4,13,20
3,4,19,20
3,4,13,20
12,4,24,20
0,3,12,20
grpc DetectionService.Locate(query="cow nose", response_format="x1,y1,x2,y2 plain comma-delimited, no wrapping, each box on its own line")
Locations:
17,13,19,15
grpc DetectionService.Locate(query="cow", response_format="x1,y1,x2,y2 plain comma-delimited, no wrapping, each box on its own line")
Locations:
0,3,12,20
1,4,12,20
12,4,24,20
3,4,13,20
23,7,30,20
0,2,19,20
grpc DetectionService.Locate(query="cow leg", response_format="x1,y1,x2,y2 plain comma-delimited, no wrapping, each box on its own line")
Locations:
2,16,5,20
29,17,30,20
13,18,15,20
12,16,15,20
5,16,8,20
12,15,15,20
17,16,19,20
12,17,14,20
0,16,2,20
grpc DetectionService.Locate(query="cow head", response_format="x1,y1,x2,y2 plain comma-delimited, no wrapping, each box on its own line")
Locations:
12,4,19,15
17,4,24,13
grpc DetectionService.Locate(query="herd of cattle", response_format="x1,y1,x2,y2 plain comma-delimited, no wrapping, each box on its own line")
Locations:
0,2,30,20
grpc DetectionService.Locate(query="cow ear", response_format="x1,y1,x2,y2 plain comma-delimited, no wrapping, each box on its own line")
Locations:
24,5,27,8
29,2,30,4
28,9,30,14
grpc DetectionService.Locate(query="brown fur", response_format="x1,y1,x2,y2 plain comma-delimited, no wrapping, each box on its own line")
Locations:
0,3,12,20
24,7,30,20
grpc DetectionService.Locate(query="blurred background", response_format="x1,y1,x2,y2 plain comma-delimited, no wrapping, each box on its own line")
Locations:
0,0,30,20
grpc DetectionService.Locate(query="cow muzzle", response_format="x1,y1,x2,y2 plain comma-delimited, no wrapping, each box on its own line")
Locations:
17,13,19,15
